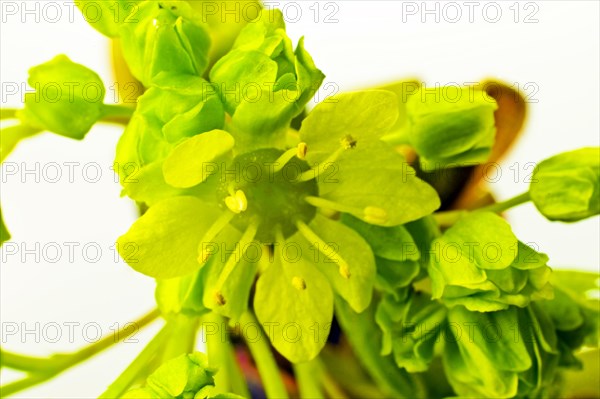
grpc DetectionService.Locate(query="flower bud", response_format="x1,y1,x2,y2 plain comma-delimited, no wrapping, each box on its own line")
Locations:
119,1,211,87
209,9,324,144
530,147,600,222
429,212,553,312
405,86,498,171
17,55,106,139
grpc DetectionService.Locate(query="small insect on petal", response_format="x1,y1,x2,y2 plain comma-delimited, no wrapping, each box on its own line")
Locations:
215,291,226,306
225,190,248,213
292,276,307,291
340,134,357,149
363,206,389,225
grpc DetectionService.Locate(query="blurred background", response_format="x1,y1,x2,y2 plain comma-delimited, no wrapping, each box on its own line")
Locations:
1,1,599,397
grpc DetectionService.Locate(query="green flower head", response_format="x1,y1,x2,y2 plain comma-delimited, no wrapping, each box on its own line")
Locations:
429,212,553,312
530,147,600,222
117,89,440,363
405,86,498,171
443,305,559,398
209,9,325,145
119,1,211,87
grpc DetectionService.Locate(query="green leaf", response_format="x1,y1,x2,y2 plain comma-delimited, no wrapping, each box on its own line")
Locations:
299,91,399,164
298,214,376,312
17,55,106,139
530,147,600,222
254,247,333,363
117,196,221,279
405,87,498,170
76,0,141,37
0,206,10,246
119,1,211,86
317,140,440,226
163,130,234,188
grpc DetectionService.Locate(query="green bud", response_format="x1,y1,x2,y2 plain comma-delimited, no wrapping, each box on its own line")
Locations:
375,290,447,372
443,306,558,398
17,55,106,139
405,87,497,171
76,0,142,38
429,212,553,312
123,353,217,398
115,75,224,175
188,1,262,66
530,147,600,222
209,9,324,145
119,1,211,87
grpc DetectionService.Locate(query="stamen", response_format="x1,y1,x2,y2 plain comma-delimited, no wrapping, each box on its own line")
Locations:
297,142,308,160
197,212,235,264
295,220,351,279
214,222,259,305
363,206,389,225
273,142,308,173
292,276,307,291
225,190,247,214
304,196,389,224
297,147,345,182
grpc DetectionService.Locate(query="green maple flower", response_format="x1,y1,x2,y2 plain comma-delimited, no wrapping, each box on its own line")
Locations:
429,212,553,312
443,305,559,398
117,90,440,362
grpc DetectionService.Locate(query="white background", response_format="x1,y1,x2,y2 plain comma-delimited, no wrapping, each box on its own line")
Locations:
1,1,599,397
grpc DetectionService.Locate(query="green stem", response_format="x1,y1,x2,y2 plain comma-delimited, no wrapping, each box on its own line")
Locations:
99,322,171,399
1,124,43,162
478,191,531,214
240,312,289,399
0,309,160,397
205,313,251,398
101,104,135,125
433,191,531,227
293,360,323,399
0,108,18,120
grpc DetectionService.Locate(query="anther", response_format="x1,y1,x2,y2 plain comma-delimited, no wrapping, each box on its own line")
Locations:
292,276,307,290
363,206,389,225
225,190,247,214
339,265,351,279
297,143,308,160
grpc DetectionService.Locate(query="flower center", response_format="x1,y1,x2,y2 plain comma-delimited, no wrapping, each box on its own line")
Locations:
218,148,319,243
